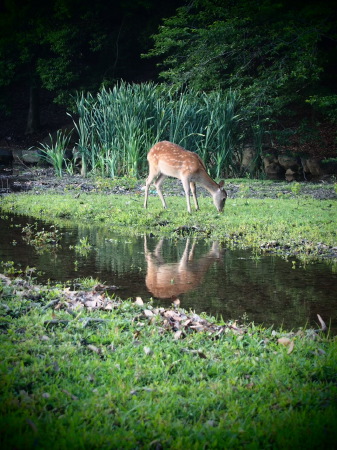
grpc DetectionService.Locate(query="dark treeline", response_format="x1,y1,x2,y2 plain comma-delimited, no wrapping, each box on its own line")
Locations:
0,0,183,133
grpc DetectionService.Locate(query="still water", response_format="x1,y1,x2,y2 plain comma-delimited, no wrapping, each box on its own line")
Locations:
1,213,336,333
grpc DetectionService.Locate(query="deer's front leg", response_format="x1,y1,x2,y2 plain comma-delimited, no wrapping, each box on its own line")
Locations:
181,178,192,213
190,182,199,210
144,170,157,208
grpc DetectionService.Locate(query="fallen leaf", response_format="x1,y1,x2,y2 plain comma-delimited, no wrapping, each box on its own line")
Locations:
168,359,181,371
172,297,180,306
164,310,183,321
84,300,97,308
278,337,292,346
287,340,295,354
190,323,205,331
143,309,154,318
104,303,114,310
92,283,107,292
143,346,153,356
133,330,141,339
40,335,50,341
317,314,327,332
173,330,183,340
181,348,207,359
87,344,101,354
197,349,207,359
62,389,78,401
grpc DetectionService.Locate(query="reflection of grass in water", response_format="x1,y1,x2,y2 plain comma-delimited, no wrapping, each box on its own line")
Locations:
69,236,92,257
21,222,62,254
0,273,336,449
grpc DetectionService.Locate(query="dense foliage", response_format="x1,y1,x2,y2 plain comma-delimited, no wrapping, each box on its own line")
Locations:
145,0,337,123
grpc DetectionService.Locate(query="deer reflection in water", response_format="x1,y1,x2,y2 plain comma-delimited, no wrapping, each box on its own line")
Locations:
144,237,223,299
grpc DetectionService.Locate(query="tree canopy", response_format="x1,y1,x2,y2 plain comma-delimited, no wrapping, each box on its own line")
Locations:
145,0,337,122
1,0,336,136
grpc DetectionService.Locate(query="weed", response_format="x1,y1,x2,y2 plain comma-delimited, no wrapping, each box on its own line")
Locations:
72,276,102,290
291,182,302,196
239,183,250,198
0,261,21,276
37,129,74,177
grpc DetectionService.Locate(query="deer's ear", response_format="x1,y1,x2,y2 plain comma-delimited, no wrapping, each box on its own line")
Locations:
219,180,225,189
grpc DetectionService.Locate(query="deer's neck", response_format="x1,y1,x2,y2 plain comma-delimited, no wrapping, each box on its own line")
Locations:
197,172,219,194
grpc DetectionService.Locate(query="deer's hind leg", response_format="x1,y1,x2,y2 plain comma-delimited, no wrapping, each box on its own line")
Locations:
144,167,160,208
154,173,168,209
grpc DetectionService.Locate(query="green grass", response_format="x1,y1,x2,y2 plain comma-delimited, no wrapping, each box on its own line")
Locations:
0,275,337,449
1,188,336,264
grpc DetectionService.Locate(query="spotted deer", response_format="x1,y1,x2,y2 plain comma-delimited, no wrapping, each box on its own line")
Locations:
144,141,227,213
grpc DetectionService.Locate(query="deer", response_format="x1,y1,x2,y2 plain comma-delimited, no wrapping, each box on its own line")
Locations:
143,141,227,213
144,236,223,299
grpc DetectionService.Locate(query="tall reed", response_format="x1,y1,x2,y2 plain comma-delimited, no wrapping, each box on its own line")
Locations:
38,129,73,177
70,82,247,179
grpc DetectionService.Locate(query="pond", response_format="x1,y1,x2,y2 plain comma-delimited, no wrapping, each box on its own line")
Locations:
1,212,336,334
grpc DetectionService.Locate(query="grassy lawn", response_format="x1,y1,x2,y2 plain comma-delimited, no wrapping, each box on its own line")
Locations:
1,182,337,448
0,275,337,449
1,187,336,264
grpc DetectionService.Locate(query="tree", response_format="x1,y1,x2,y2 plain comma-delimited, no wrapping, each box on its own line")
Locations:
0,0,184,134
144,0,337,122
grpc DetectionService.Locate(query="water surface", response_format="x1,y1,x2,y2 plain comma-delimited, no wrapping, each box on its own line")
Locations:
1,213,336,333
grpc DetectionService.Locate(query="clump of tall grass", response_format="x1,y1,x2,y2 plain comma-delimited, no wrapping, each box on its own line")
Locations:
69,82,256,178
38,129,74,177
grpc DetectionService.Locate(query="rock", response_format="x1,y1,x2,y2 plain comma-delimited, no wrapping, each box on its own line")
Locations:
303,158,322,177
264,161,285,180
12,148,42,165
263,154,278,168
241,146,257,173
285,168,298,182
278,155,300,171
